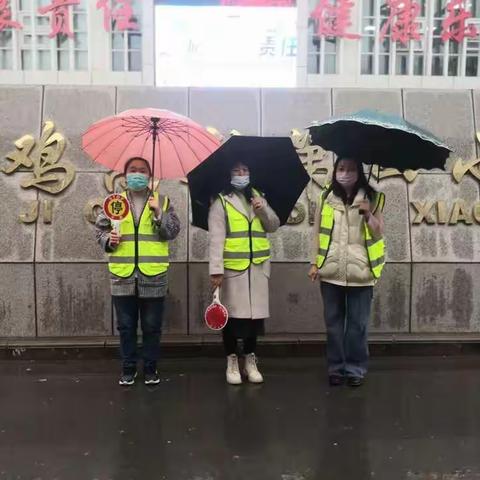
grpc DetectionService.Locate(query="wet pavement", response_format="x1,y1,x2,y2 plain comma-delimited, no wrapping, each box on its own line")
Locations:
1,356,480,480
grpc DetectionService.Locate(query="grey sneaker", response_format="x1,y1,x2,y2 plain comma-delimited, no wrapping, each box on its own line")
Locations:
144,372,160,385
119,372,137,386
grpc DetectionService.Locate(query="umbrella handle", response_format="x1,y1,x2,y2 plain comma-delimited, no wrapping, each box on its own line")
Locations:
147,184,154,210
150,117,159,183
363,164,375,200
366,165,373,189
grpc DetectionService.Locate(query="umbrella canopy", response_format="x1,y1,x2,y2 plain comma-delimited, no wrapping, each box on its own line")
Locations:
187,135,310,230
82,108,220,179
308,109,452,171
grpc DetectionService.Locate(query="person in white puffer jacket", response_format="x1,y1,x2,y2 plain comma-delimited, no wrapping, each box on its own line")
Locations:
308,157,385,388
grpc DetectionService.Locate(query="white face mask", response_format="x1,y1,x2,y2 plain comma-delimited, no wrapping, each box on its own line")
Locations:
336,171,358,187
231,175,250,190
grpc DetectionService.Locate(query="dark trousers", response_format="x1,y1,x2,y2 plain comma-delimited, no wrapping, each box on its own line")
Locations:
113,296,165,375
320,282,373,378
222,326,257,356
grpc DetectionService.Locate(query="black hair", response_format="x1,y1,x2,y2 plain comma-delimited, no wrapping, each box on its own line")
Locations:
218,162,254,200
327,157,376,204
123,157,152,176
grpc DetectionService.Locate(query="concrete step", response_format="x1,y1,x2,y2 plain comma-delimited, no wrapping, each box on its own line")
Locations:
1,333,480,359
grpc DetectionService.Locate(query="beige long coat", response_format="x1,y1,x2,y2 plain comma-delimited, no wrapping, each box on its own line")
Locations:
208,192,280,319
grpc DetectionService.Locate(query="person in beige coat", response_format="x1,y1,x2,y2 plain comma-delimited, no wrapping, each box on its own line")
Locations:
308,157,385,388
209,162,280,385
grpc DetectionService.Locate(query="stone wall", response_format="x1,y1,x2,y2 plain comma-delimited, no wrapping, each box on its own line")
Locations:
1,86,479,340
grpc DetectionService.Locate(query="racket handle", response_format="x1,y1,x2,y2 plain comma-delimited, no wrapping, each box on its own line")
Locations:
213,287,220,304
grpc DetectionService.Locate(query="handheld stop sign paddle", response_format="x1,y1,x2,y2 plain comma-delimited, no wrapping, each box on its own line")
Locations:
205,287,229,331
103,194,131,233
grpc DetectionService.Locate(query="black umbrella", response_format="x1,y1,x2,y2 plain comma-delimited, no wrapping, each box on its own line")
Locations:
308,109,452,171
187,136,310,230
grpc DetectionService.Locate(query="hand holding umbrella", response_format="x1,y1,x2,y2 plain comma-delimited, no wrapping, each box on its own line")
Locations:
358,197,382,234
147,194,162,218
251,196,266,212
358,198,371,217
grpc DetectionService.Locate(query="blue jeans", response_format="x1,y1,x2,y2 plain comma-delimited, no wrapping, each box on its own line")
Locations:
320,282,373,378
113,296,165,375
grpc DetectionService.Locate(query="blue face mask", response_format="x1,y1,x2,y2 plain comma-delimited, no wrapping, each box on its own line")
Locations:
126,173,149,191
231,175,250,190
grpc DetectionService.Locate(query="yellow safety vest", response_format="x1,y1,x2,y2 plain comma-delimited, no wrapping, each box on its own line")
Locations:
219,191,271,271
109,192,170,278
316,189,386,279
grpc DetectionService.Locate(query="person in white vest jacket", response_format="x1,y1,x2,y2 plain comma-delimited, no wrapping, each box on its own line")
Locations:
309,157,385,387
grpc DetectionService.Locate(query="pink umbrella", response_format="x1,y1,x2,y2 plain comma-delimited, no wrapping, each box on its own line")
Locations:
82,108,220,179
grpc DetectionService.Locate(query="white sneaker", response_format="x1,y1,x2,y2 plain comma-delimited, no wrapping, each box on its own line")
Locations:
243,353,264,383
226,354,242,385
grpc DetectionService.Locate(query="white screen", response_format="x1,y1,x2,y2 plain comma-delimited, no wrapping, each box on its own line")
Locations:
155,5,297,87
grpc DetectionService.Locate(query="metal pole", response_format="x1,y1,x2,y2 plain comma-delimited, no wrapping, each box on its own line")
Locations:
150,117,160,194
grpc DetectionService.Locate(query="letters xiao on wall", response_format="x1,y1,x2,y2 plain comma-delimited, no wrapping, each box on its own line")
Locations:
1,86,480,340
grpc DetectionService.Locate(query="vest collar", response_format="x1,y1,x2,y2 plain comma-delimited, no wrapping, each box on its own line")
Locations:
326,188,366,210
223,191,252,219
352,188,366,206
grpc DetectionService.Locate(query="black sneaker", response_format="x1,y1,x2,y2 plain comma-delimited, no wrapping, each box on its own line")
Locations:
144,372,160,385
119,372,137,386
329,375,344,386
347,376,364,387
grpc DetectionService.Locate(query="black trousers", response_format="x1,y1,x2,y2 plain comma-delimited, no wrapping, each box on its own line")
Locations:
221,317,261,355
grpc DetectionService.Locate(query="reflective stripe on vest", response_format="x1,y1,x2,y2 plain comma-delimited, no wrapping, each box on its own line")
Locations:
316,191,386,280
108,192,170,278
219,191,271,271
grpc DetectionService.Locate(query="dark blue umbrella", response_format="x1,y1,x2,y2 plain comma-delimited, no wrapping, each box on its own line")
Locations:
308,109,451,171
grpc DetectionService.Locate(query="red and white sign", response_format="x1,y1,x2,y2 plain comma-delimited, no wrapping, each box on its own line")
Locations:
103,194,130,221
204,288,229,330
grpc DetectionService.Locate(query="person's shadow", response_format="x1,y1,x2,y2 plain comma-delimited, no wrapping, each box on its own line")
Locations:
222,384,270,479
111,388,167,480
315,387,371,480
